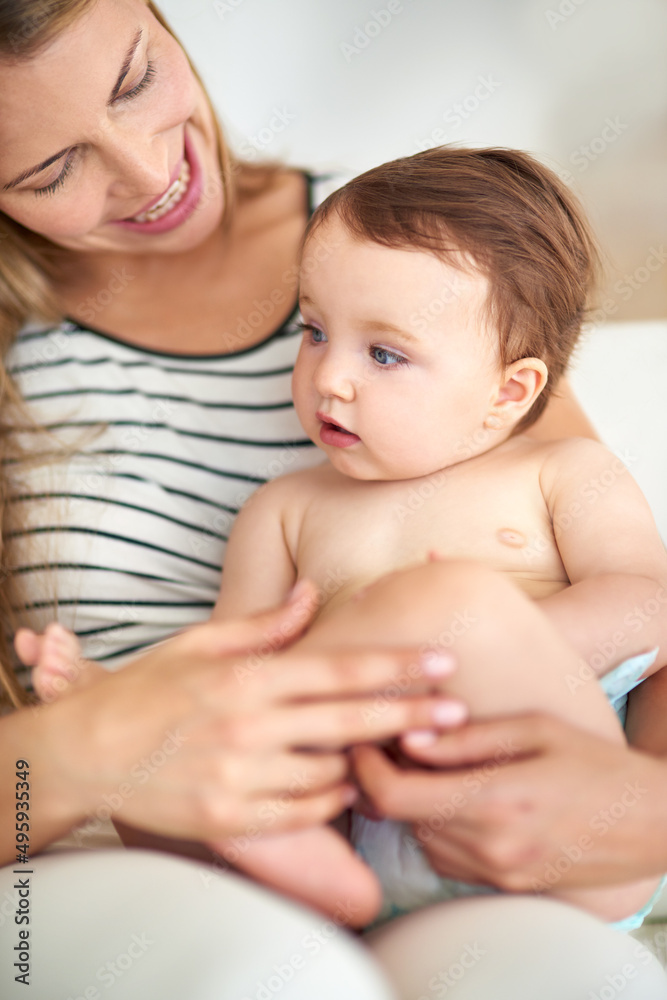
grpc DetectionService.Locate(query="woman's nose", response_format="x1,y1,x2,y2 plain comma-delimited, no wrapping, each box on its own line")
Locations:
99,122,173,201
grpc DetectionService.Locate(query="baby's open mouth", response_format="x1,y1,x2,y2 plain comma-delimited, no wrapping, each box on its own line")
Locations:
317,412,361,447
323,419,354,435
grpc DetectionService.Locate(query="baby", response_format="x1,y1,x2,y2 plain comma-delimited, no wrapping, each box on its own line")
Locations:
23,146,667,931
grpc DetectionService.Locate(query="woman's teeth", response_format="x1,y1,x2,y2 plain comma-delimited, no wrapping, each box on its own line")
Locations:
129,159,191,223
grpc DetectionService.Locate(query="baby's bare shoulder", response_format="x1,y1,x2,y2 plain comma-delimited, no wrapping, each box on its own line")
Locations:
252,460,337,505
535,436,626,502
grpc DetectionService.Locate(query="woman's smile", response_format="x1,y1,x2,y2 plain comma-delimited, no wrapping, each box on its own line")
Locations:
112,125,204,234
0,0,223,254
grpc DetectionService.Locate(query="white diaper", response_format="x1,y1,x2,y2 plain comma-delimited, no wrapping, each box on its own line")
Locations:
354,647,661,929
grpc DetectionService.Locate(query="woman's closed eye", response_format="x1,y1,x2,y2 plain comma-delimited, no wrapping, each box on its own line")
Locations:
33,61,158,198
33,151,77,198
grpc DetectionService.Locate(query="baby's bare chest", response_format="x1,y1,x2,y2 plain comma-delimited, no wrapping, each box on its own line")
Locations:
293,460,568,612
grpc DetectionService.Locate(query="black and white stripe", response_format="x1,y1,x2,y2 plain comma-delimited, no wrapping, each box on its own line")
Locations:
6,172,341,672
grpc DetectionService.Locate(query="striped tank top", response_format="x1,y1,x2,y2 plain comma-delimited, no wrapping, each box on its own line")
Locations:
6,173,339,675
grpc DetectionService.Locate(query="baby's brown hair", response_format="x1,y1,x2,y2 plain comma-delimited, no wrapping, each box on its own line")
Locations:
305,146,601,430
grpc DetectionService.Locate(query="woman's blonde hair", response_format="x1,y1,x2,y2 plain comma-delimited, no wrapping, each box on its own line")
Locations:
0,1,272,707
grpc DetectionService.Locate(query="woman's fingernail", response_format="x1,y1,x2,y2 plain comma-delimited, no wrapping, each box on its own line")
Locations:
403,729,438,747
342,785,359,806
286,580,310,604
420,651,456,676
432,700,467,726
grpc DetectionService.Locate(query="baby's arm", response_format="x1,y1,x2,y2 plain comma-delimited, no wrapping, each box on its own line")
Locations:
212,476,299,621
539,438,667,668
539,438,667,754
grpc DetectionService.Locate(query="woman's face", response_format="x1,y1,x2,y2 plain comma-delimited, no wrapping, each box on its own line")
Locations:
0,0,224,255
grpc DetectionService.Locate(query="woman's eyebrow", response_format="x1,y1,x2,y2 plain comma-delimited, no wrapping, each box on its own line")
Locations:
108,27,143,103
2,27,143,192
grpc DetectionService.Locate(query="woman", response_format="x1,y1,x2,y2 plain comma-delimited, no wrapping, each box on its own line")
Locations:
1,2,666,997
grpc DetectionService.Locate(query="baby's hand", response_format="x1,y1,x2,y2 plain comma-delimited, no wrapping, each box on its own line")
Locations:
15,623,100,702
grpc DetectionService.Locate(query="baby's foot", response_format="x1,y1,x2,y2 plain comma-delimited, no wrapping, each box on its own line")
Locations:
15,623,102,702
211,824,382,928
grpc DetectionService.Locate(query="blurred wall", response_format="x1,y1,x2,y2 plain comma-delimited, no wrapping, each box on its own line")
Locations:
158,0,666,534
160,0,667,320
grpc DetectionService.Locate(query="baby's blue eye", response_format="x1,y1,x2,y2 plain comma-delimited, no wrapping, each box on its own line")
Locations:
371,346,405,366
298,322,327,343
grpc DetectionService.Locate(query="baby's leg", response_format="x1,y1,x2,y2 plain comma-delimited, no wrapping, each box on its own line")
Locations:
297,559,660,926
212,824,382,928
15,623,103,702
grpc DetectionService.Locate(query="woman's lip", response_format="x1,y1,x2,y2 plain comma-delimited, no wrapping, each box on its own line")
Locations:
125,154,185,221
110,130,203,235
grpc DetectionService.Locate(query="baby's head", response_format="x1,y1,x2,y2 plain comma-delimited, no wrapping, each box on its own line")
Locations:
294,146,600,481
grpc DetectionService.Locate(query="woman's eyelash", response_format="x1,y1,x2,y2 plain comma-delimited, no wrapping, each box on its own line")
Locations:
116,60,157,104
34,153,76,198
33,61,157,197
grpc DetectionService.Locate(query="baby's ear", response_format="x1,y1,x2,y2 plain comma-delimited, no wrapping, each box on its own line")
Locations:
486,358,548,429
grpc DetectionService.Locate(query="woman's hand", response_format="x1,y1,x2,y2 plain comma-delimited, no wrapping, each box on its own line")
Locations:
1,584,464,863
353,713,667,891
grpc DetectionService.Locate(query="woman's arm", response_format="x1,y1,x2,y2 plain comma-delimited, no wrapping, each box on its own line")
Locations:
538,437,667,667
1,591,462,866
526,378,599,441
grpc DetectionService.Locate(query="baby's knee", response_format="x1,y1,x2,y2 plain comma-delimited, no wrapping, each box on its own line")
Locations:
392,558,517,609
358,559,521,635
